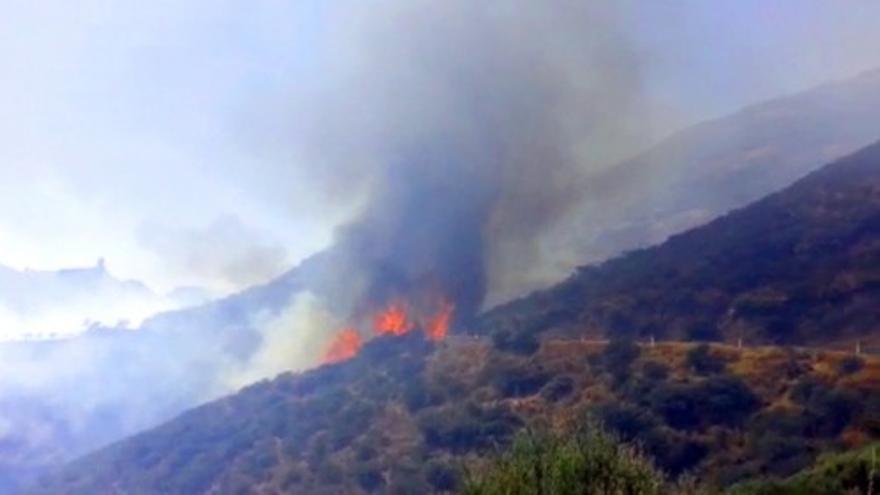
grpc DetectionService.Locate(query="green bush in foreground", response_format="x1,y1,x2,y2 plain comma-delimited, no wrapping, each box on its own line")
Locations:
728,443,879,495
462,423,879,495
462,422,700,495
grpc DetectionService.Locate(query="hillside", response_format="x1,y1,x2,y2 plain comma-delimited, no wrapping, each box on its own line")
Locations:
573,67,880,265
485,139,880,349
22,141,880,493
25,338,880,494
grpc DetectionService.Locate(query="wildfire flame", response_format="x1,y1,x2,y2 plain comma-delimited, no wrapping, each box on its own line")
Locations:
373,302,414,336
425,299,454,342
322,328,363,364
322,297,455,364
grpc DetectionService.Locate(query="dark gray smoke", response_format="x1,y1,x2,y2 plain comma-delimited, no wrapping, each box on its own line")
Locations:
333,146,493,320
287,0,650,320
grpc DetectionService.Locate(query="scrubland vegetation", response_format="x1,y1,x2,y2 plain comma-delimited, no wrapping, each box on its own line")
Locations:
24,333,879,494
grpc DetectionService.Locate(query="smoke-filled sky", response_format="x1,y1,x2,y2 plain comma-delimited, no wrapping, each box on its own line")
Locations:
2,0,880,296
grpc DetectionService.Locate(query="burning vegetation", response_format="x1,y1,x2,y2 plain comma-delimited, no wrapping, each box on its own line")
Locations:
323,297,455,363
374,302,414,336
425,299,454,342
322,329,363,364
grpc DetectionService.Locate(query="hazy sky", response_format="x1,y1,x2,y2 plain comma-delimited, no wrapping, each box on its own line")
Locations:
1,0,879,294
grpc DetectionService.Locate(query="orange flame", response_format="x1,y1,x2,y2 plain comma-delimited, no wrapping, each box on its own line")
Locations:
323,328,363,364
373,302,414,336
322,296,454,365
425,300,454,341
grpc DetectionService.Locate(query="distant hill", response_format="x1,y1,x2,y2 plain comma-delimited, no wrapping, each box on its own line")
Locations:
23,141,880,494
486,139,880,349
0,259,165,338
570,68,880,266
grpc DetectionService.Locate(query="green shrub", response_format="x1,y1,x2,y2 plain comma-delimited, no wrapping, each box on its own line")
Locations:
728,443,880,495
462,422,668,495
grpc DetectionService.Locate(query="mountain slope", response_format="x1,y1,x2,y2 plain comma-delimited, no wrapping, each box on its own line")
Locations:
572,67,880,265
25,339,880,494
486,139,880,349
24,140,880,494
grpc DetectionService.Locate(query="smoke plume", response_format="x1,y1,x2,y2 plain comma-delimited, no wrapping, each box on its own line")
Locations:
281,1,650,322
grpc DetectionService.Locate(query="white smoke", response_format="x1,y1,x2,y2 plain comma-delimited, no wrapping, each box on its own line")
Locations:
222,292,341,389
